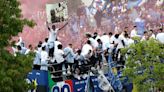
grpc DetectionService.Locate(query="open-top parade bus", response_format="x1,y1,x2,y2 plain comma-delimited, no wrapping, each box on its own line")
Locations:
27,63,133,92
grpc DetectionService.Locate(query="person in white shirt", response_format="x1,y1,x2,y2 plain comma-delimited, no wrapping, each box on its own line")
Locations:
81,40,93,58
54,44,66,75
46,22,68,57
111,33,124,61
37,43,42,54
141,31,148,41
148,30,156,39
117,31,126,49
130,26,140,38
12,45,23,56
47,22,68,42
108,32,114,49
64,44,75,74
156,29,164,44
55,44,65,64
25,45,33,55
100,33,110,51
16,37,24,47
33,46,41,70
86,33,98,48
112,32,124,51
40,46,48,71
47,24,58,58
96,39,103,66
93,32,101,41
74,49,84,66
124,33,134,47
12,37,25,56
42,38,49,52
54,38,62,52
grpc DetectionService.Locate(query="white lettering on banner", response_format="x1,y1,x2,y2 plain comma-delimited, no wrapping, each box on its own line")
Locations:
36,72,40,75
52,83,71,92
75,81,79,85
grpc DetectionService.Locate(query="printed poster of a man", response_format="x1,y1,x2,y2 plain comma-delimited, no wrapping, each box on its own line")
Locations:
46,1,68,23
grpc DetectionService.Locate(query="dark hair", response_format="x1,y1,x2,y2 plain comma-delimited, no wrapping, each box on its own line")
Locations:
52,25,56,30
125,33,129,38
115,34,119,39
103,33,106,35
86,34,92,38
87,40,91,45
38,44,41,48
42,46,46,51
97,39,102,43
56,38,58,41
109,32,113,36
28,44,32,48
124,31,128,34
149,29,153,32
45,38,48,42
58,3,61,7
39,41,42,45
69,44,72,46
58,44,63,49
17,45,22,50
94,32,98,36
144,31,147,34
77,49,81,54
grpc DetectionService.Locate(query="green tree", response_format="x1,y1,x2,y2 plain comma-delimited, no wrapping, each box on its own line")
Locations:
0,0,35,92
122,39,164,92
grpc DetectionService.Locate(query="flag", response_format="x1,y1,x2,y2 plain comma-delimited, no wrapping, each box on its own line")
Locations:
107,54,123,92
97,71,114,92
85,72,94,92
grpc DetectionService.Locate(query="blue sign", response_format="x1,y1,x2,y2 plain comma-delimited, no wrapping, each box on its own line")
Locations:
27,70,49,91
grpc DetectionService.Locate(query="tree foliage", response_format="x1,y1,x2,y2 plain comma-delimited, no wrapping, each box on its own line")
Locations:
0,0,35,92
121,38,164,92
0,0,35,48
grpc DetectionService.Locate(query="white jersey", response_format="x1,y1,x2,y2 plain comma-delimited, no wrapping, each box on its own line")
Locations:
117,35,125,49
40,51,48,70
55,49,65,64
48,28,59,42
89,37,98,48
16,37,23,46
150,34,155,39
54,41,62,52
95,35,101,41
81,44,93,57
141,36,147,41
101,35,110,50
156,33,164,44
130,29,138,38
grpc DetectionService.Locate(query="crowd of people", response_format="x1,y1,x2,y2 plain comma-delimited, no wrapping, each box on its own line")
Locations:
52,0,163,50
12,19,164,82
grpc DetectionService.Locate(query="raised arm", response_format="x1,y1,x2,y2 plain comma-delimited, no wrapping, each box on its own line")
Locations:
59,22,68,30
46,21,51,31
